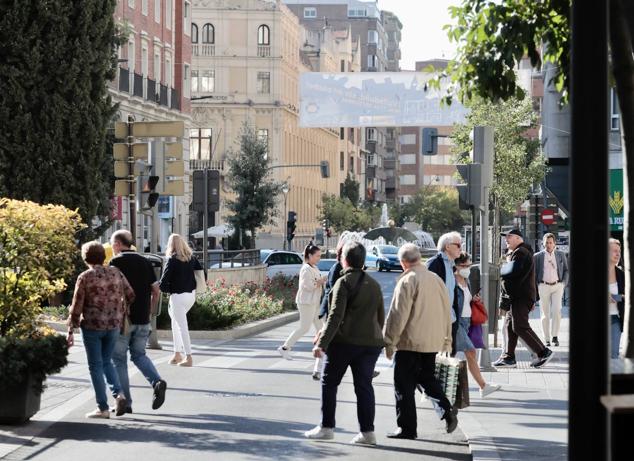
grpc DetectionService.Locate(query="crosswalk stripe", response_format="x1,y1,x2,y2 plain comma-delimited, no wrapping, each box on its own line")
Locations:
196,350,263,369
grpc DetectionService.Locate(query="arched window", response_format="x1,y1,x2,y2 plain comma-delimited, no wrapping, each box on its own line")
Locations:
191,23,198,44
257,24,270,45
202,23,215,44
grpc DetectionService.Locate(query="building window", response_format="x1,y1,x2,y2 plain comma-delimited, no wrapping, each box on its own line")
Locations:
142,0,148,15
368,30,378,44
184,1,191,36
191,23,198,44
184,63,190,97
257,72,270,94
165,56,172,86
127,39,135,73
340,151,344,170
611,88,620,131
367,128,377,142
339,127,345,140
258,25,270,45
349,156,354,173
348,9,367,17
400,154,416,165
399,175,416,186
257,129,269,158
166,0,172,28
154,0,160,22
190,128,212,160
340,60,345,72
201,70,215,92
128,0,135,8
367,55,377,69
304,7,316,18
202,23,215,44
153,51,161,82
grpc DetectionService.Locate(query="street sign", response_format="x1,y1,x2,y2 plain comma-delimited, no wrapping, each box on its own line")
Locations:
114,160,129,178
541,209,556,225
113,143,148,161
165,142,184,159
114,179,132,197
163,179,184,196
132,121,185,138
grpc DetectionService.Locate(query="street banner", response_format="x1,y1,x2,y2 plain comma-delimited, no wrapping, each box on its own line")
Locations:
609,169,624,231
299,72,468,128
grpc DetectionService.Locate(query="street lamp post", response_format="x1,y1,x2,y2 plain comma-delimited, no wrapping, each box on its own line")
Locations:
282,182,289,250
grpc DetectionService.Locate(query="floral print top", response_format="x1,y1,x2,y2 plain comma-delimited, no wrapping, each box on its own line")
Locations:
67,265,136,330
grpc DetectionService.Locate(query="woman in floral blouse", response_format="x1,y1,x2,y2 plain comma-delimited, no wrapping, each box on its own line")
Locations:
67,241,136,419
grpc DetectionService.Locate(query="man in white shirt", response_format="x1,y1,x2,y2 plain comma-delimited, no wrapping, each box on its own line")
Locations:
533,233,569,347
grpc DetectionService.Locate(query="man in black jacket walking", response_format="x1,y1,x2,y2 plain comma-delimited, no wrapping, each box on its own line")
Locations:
494,229,554,369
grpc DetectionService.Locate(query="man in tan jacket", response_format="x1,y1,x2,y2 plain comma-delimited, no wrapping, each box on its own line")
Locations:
384,243,458,439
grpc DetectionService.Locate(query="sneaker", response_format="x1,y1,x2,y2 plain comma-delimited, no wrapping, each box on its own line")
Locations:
372,370,381,378
110,405,133,414
304,425,334,440
493,356,517,368
479,383,501,398
115,394,128,416
277,346,292,360
546,341,551,347
552,337,559,347
351,431,377,445
530,348,554,368
152,379,167,410
86,408,110,419
312,371,321,381
386,428,417,439
442,407,459,433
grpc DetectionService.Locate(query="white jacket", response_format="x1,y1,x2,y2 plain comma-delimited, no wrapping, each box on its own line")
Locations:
295,263,322,305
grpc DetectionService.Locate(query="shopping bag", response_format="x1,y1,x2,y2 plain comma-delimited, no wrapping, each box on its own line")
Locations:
434,354,461,406
454,359,470,409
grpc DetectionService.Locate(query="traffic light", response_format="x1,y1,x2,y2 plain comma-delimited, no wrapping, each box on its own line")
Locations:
422,128,438,155
138,175,160,210
456,163,482,210
192,169,220,212
287,211,297,241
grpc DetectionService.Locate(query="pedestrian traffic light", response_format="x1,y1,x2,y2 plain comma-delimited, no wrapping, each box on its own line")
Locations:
422,128,438,155
138,175,160,210
456,163,482,210
322,219,328,230
287,211,297,241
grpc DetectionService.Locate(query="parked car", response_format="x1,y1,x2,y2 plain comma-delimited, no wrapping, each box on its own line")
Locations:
369,245,403,272
317,258,338,277
260,250,304,278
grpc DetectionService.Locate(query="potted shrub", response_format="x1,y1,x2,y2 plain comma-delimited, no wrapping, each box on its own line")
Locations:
0,198,84,423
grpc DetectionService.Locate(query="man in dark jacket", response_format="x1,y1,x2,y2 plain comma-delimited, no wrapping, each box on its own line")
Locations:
494,229,553,368
306,241,385,445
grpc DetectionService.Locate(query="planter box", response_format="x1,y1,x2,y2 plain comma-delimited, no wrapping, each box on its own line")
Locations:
0,373,42,424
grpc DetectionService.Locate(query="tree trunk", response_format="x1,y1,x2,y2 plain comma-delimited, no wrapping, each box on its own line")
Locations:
610,0,634,357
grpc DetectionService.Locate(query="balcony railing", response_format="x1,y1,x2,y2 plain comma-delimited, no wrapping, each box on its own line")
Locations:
170,88,180,110
193,44,216,56
257,45,271,57
189,159,225,171
147,78,156,102
118,67,129,93
133,72,143,98
159,84,168,106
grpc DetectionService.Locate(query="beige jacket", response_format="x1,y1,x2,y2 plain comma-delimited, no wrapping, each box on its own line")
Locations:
383,264,452,354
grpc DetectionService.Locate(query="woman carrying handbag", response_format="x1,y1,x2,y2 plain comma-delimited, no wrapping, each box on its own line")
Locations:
453,252,501,398
159,234,202,367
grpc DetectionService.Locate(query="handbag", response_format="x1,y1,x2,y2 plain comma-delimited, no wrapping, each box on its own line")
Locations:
454,359,471,409
470,298,488,325
434,354,461,406
194,269,207,295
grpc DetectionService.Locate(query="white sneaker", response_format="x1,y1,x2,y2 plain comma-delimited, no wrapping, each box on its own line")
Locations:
312,371,321,381
277,346,292,360
304,425,334,440
351,431,377,445
85,408,110,419
480,383,501,398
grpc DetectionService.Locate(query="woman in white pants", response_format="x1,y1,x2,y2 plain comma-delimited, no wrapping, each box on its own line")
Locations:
278,244,326,379
159,234,202,367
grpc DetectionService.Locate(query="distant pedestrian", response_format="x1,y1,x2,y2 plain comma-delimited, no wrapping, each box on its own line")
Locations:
427,231,462,355
384,243,458,439
278,244,327,379
534,233,569,346
318,241,344,320
159,234,202,367
494,229,554,369
67,241,135,419
305,241,385,445
453,252,501,398
110,230,167,413
608,238,625,359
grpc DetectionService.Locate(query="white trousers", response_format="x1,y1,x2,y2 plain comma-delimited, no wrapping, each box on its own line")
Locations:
538,282,565,340
168,291,196,355
284,302,323,372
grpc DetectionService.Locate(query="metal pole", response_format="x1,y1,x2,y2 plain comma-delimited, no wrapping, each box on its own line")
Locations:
569,0,609,459
203,168,209,271
283,193,288,251
127,117,136,241
471,207,477,261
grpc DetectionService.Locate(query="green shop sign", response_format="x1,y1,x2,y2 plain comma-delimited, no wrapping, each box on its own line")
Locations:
610,169,624,231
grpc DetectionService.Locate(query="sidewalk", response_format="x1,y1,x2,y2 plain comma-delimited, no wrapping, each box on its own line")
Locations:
459,307,569,461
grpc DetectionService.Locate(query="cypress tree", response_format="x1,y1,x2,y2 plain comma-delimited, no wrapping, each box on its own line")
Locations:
0,0,119,234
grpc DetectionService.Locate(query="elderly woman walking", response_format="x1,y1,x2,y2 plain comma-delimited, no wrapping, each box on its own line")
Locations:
67,241,135,418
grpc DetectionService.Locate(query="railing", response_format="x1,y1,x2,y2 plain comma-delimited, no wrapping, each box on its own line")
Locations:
193,44,216,56
159,84,169,106
133,72,144,98
257,45,271,57
147,78,156,102
118,67,129,93
189,159,225,171
193,249,261,270
171,88,180,110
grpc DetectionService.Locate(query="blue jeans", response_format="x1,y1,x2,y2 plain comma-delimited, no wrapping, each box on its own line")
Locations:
321,343,381,432
112,323,161,406
81,328,122,411
610,315,622,359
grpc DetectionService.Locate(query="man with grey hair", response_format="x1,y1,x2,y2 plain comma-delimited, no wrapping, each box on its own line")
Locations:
427,231,462,355
384,243,458,438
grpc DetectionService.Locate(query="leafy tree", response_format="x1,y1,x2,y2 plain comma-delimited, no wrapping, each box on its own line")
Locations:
319,195,381,233
403,187,469,240
0,1,120,234
341,173,360,204
225,126,283,249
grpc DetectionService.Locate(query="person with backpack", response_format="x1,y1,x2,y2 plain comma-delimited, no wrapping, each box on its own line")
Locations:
304,241,385,445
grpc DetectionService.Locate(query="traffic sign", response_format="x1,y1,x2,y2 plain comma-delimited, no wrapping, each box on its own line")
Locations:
542,209,556,225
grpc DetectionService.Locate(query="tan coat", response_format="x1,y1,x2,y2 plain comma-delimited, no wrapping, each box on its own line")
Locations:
383,264,452,354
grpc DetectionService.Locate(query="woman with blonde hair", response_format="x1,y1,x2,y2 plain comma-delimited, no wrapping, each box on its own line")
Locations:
159,233,203,367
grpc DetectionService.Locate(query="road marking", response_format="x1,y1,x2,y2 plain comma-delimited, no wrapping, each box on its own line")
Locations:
196,350,263,369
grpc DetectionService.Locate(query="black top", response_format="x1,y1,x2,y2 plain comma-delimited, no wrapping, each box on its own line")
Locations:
319,261,343,319
159,256,202,294
616,266,625,331
501,242,537,302
110,250,157,325
427,252,447,283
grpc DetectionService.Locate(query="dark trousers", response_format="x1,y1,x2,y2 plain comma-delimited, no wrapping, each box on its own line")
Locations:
321,343,381,432
394,350,451,435
503,297,546,358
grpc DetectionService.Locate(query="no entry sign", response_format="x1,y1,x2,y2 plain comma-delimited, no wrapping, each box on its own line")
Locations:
542,209,556,226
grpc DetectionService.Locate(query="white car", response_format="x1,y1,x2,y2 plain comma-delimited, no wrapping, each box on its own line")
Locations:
260,250,303,278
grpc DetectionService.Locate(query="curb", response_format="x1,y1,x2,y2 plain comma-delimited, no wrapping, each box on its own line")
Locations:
44,311,300,341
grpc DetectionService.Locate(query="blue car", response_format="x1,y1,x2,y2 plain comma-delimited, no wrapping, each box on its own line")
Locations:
370,245,402,272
